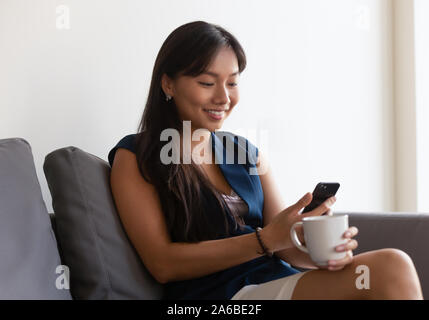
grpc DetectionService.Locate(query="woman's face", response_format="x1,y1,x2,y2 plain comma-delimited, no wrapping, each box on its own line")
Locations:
162,46,240,133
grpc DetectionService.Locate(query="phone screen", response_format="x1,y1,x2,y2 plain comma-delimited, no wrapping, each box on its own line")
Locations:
302,182,340,214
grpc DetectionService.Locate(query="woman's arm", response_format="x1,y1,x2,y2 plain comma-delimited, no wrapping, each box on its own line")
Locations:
256,150,318,270
165,233,266,282
110,148,270,284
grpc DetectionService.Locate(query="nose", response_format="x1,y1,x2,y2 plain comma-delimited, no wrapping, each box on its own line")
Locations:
213,84,231,105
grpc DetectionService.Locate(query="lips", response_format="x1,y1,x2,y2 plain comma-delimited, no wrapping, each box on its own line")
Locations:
204,109,225,120
203,108,229,112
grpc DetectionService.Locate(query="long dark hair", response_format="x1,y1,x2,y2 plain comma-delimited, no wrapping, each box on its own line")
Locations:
135,21,247,242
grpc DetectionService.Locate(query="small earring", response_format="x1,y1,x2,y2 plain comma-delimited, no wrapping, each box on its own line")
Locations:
166,94,172,102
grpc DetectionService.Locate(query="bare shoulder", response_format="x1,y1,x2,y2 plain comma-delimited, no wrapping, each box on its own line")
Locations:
255,149,270,176
255,150,286,224
110,148,171,283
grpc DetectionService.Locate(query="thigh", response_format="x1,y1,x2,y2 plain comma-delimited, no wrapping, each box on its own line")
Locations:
291,250,385,300
231,272,311,300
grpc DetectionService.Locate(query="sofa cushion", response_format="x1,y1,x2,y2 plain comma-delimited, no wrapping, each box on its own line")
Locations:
0,138,72,299
43,145,163,299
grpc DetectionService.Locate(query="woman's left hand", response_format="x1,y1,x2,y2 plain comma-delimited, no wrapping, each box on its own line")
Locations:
320,226,359,271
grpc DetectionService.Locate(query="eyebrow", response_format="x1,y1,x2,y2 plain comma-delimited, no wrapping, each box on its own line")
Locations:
202,71,239,77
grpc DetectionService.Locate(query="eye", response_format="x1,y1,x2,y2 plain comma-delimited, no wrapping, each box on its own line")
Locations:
199,82,238,87
199,82,214,87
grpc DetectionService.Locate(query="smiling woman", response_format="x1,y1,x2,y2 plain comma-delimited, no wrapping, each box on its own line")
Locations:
161,46,240,132
133,21,248,245
108,20,423,301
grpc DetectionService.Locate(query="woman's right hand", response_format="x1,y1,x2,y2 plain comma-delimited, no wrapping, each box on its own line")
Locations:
259,192,337,253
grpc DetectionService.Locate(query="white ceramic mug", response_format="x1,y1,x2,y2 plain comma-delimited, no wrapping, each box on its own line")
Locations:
290,214,349,266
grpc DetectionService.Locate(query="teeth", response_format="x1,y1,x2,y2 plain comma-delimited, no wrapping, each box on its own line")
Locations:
206,110,224,115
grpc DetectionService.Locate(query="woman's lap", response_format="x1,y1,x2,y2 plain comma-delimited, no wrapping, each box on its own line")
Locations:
230,271,311,300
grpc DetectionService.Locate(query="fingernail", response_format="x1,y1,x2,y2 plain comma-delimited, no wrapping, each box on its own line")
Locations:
329,260,336,266
336,245,345,251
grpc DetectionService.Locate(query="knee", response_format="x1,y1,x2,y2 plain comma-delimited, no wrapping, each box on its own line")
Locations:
361,248,418,287
371,248,422,299
376,248,415,272
366,248,417,280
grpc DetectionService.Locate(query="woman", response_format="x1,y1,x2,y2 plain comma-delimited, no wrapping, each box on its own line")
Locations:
108,21,423,300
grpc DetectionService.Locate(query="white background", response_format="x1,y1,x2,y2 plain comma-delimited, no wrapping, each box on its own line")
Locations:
1,0,426,214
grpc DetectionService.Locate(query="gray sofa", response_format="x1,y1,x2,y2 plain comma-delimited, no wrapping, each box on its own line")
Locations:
0,137,428,299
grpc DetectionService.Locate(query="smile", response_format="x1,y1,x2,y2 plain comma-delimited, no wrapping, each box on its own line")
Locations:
203,109,226,120
205,110,224,115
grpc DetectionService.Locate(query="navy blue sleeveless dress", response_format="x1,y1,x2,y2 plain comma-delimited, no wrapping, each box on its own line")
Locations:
108,131,301,300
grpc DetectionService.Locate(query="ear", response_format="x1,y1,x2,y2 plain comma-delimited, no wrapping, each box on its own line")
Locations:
161,73,174,97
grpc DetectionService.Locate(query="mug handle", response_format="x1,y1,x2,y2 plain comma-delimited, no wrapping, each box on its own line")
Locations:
290,221,309,253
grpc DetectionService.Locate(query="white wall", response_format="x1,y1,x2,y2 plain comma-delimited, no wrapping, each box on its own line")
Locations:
1,0,395,214
414,0,429,212
392,0,417,211
391,0,429,213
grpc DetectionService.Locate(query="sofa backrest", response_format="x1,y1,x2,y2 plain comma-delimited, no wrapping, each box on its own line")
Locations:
347,211,429,299
43,145,163,299
0,138,72,299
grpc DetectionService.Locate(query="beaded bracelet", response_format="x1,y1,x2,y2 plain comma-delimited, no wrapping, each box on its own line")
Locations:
255,227,273,257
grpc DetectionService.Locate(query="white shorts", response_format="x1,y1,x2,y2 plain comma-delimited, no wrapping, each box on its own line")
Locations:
230,271,310,300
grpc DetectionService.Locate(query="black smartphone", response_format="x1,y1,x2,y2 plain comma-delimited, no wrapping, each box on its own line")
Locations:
302,182,340,214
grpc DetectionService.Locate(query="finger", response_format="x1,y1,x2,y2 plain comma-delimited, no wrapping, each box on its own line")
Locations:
303,196,336,217
328,265,346,271
328,251,353,269
317,264,330,270
328,258,353,271
343,226,359,239
326,209,333,216
291,192,312,212
335,239,358,252
295,224,305,243
318,263,343,271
